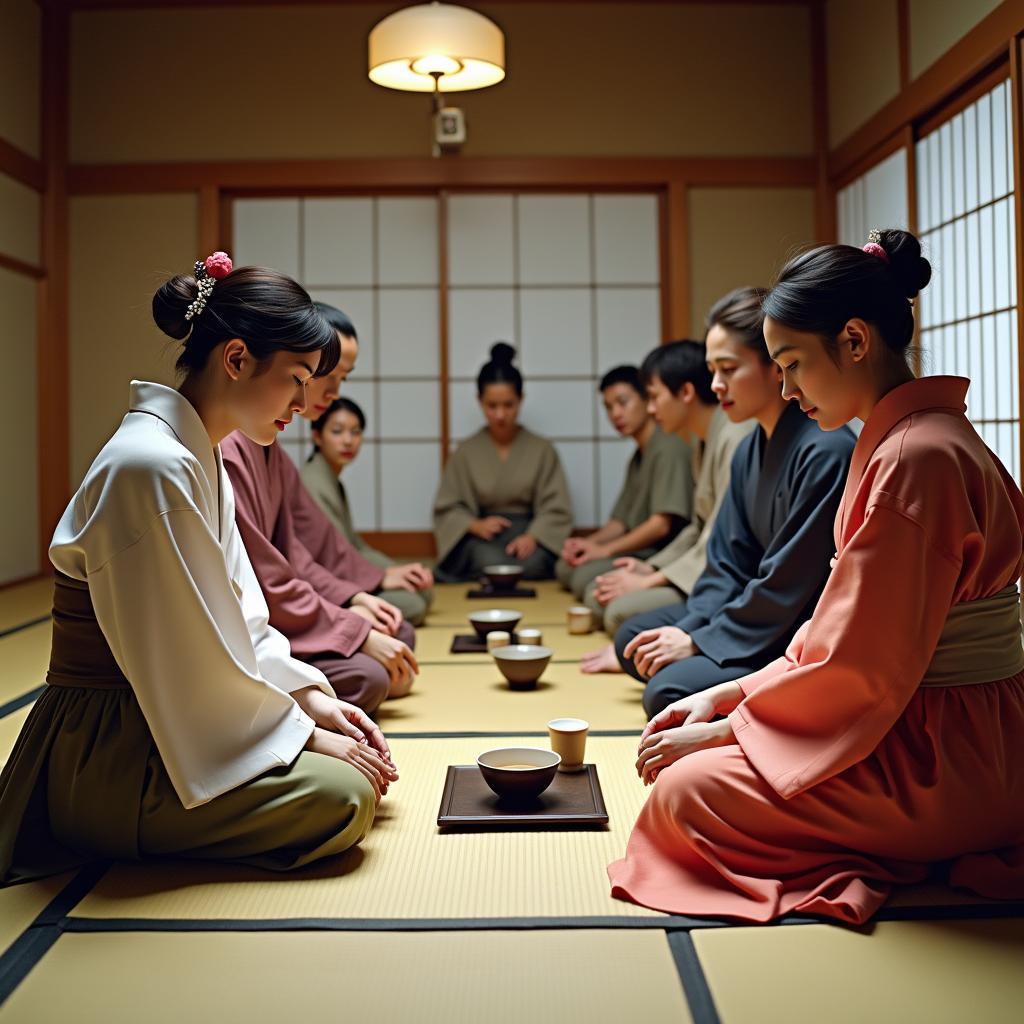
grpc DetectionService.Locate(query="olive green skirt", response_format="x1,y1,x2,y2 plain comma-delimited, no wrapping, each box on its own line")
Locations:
0,684,376,886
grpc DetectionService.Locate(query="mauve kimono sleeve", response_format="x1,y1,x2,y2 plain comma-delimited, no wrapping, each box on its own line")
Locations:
227,461,372,659
283,454,384,604
680,443,848,665
729,498,962,799
433,446,480,564
526,443,573,553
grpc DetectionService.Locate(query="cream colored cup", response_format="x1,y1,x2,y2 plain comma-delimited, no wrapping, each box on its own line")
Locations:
567,605,592,635
486,630,512,652
547,717,589,772
518,627,543,645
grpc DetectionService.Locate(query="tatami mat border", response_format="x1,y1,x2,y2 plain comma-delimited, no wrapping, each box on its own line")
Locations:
668,931,722,1024
0,616,50,641
0,686,43,720
0,865,106,1006
383,729,640,738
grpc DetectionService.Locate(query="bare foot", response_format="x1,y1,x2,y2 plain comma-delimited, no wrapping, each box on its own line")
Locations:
580,643,623,674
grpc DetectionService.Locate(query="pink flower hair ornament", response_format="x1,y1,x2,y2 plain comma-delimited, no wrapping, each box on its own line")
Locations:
204,251,233,279
862,241,889,263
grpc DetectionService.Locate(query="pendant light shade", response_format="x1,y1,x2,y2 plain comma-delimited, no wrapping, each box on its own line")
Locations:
368,2,505,93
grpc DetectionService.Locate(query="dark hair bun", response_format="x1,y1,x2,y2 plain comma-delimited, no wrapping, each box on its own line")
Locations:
152,274,199,341
879,229,931,300
489,341,516,366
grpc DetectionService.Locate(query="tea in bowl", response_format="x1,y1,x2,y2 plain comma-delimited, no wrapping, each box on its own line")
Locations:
481,564,525,593
477,746,561,800
468,608,523,640
492,643,553,690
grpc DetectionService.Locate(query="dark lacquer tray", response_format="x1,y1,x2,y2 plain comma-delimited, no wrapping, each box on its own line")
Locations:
437,764,609,828
466,587,537,599
449,633,522,654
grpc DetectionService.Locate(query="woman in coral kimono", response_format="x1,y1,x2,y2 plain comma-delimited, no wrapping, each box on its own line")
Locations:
433,343,573,582
609,229,1024,923
0,258,396,885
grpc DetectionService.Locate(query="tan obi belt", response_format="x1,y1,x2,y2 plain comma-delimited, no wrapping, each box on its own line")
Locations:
920,584,1024,687
46,572,131,690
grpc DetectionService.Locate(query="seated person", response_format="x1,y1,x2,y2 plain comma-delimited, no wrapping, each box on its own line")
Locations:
433,342,572,582
582,328,757,676
222,312,419,715
556,364,693,601
0,259,394,885
615,288,856,716
299,312,433,629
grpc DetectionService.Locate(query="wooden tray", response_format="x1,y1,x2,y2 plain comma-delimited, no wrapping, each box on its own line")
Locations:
466,586,537,599
437,764,609,828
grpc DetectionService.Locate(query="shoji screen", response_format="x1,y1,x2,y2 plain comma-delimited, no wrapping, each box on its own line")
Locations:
916,79,1019,482
836,148,909,246
446,193,662,527
234,191,663,537
234,196,442,534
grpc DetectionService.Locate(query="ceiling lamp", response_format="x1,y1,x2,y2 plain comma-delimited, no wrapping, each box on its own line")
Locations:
368,2,505,94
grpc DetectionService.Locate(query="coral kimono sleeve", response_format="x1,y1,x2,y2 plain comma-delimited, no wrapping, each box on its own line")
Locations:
729,500,961,799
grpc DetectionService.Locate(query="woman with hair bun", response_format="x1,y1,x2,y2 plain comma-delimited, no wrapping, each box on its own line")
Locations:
611,229,1024,923
433,342,572,581
0,255,395,885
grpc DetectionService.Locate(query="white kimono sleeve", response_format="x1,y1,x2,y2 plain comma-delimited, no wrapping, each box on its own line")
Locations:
85,507,319,809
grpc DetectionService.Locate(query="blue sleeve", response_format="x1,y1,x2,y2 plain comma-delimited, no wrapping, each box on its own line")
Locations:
684,440,850,666
675,443,762,633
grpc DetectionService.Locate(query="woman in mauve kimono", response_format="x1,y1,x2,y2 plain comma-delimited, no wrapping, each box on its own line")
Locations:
0,259,396,886
616,289,856,716
433,342,573,582
609,229,1024,923
298,305,433,628
222,304,420,714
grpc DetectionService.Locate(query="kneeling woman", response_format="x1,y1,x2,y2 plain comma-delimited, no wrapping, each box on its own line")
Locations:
610,229,1024,923
0,258,396,885
433,343,573,581
302,396,433,627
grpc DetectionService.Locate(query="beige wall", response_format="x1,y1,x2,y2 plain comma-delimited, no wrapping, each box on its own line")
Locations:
0,171,40,266
69,194,197,487
826,0,900,147
688,187,816,335
909,0,1002,79
70,2,813,162
0,267,39,581
827,0,1017,149
0,0,41,159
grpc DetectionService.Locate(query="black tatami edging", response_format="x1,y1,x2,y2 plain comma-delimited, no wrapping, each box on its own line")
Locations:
382,728,640,739
0,686,44,720
0,863,108,1007
668,930,722,1024
0,615,49,642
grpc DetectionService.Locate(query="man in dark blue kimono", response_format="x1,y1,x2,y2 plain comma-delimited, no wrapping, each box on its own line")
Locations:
615,400,855,717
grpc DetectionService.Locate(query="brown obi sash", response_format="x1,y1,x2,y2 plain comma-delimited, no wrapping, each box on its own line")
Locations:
920,584,1024,687
46,571,131,690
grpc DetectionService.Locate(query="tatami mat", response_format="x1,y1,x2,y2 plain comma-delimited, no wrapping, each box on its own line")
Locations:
378,660,645,733
1,930,691,1024
73,735,663,921
0,577,52,634
0,872,74,959
0,621,50,705
425,581,581,626
693,919,1024,1024
415,622,619,663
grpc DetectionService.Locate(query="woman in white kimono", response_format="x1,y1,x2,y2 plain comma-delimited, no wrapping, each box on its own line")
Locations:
433,343,573,582
0,256,396,886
